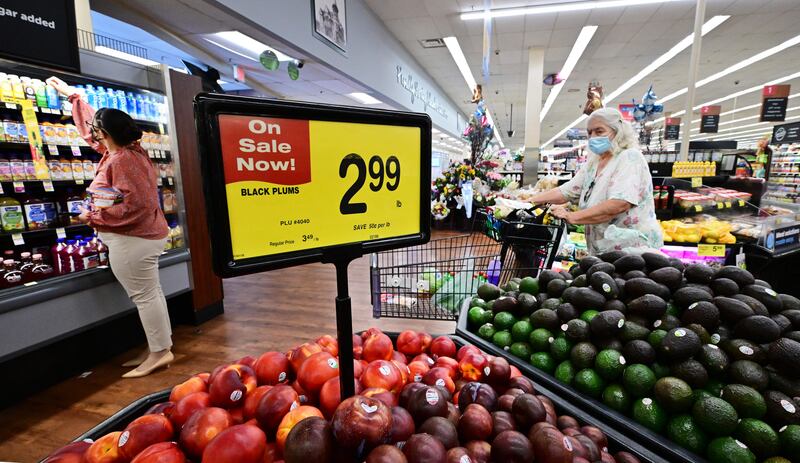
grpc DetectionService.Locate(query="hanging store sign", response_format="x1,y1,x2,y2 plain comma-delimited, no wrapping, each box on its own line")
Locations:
396,65,448,119
195,93,431,277
700,105,721,133
0,0,80,72
618,104,635,122
772,121,800,145
760,84,790,122
664,117,681,140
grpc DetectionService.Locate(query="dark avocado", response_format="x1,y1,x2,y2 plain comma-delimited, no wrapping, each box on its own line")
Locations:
768,369,800,397
733,315,781,344
685,283,715,295
768,338,800,379
698,344,729,377
648,266,683,292
659,327,702,362
771,314,793,334
714,266,756,288
589,271,619,300
715,296,756,324
782,310,800,330
604,298,627,314
556,302,579,321
620,322,651,343
589,310,626,339
561,286,579,304
671,359,709,389
623,270,648,280
569,264,584,278
668,258,685,272
530,308,561,332
623,339,657,364
613,254,646,273
541,297,562,311
764,390,800,426
538,270,565,292
579,255,603,272
518,293,539,315
594,337,623,351
653,315,681,332
625,278,671,302
615,278,627,300
710,278,739,297
729,360,769,390
627,294,667,320
681,301,720,331
684,323,712,345
571,274,588,288
492,296,519,314
778,294,800,311
754,279,772,289
600,250,627,263
641,252,671,271
785,331,800,342
741,285,783,314
684,263,715,284
547,278,569,298
586,262,616,279
720,338,768,363
570,287,607,311
732,294,770,317
563,318,591,342
673,287,714,309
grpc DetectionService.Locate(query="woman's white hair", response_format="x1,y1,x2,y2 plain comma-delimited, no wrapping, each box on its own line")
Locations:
587,107,639,154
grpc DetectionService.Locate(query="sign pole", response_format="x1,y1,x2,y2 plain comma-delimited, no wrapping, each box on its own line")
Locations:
324,248,361,400
679,0,706,161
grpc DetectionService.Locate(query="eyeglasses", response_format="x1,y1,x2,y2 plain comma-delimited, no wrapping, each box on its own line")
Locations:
582,179,596,204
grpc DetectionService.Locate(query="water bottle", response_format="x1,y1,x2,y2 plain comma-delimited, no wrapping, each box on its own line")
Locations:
85,85,97,109
126,92,137,118
106,87,117,110
135,94,144,120
142,96,152,121
116,90,128,113
46,84,60,109
96,86,108,108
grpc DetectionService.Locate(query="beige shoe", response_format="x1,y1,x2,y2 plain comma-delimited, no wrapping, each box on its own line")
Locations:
121,348,150,367
122,351,174,378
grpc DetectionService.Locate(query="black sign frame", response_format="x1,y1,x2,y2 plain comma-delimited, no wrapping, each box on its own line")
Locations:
0,0,80,73
761,97,788,122
194,93,432,278
665,124,680,140
700,115,720,133
772,121,800,145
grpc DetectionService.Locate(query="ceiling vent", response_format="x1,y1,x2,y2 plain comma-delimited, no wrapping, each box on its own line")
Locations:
419,38,446,49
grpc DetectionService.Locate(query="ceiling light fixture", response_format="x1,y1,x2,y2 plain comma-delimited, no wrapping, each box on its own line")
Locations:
346,92,382,105
443,36,504,148
461,0,687,20
203,38,259,62
210,31,293,61
542,15,728,148
95,46,160,67
541,25,598,122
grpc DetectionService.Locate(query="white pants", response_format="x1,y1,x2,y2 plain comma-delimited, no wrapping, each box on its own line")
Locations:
99,232,173,352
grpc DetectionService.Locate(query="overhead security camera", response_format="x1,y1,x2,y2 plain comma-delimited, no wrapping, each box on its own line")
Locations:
294,60,304,69
507,130,515,137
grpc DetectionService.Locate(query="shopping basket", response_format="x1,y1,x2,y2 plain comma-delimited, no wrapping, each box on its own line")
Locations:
370,216,564,321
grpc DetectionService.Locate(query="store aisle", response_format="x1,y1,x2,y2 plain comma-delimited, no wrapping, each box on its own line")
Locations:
0,252,455,461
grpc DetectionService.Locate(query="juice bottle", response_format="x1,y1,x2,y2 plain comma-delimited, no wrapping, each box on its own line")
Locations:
23,197,49,229
9,156,24,181
78,240,99,269
31,254,53,280
18,252,34,281
51,238,65,274
0,156,11,181
0,196,24,232
60,239,77,273
71,158,84,181
71,240,85,272
1,259,22,288
107,87,118,110
33,80,48,108
96,238,108,266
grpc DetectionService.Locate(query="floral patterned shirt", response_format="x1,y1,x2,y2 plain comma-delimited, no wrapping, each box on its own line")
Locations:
559,148,663,255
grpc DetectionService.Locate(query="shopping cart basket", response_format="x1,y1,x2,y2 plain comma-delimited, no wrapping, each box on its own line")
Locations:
370,217,565,321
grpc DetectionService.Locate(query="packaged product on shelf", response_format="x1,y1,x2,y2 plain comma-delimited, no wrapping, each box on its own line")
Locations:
18,252,34,281
61,239,77,273
66,124,80,146
83,158,95,179
161,187,176,214
60,157,72,180
168,221,184,248
23,197,56,229
48,159,62,180
17,123,27,143
71,158,84,181
95,237,108,266
55,124,68,145
3,120,19,142
64,190,88,223
77,240,99,269
165,162,174,177
0,196,24,232
23,156,36,180
0,157,11,181
87,187,122,209
10,75,23,100
51,238,65,274
9,156,24,181
0,259,22,288
31,253,53,279
41,122,56,144
159,163,168,178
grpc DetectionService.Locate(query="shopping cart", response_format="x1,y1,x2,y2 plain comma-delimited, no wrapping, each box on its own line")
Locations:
370,212,565,321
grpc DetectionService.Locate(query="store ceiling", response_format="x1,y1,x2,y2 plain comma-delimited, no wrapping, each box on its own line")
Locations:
365,0,800,150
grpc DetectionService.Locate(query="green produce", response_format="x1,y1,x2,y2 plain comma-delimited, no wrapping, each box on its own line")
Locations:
529,352,556,374
693,396,739,436
470,297,487,308
511,320,533,342
574,368,605,398
721,384,767,419
549,336,572,362
647,329,668,349
509,341,532,359
697,344,729,377
623,364,656,398
779,424,800,461
602,383,631,413
632,397,667,432
528,328,553,352
579,310,599,322
670,359,709,389
554,360,576,385
477,323,496,341
619,322,650,343
729,360,769,391
529,308,560,331
735,418,779,458
659,327,702,362
493,311,516,331
654,377,693,413
707,437,756,463
667,415,709,455
595,349,626,381
492,330,513,349
651,362,671,379
477,283,501,301
705,378,725,397
563,319,590,342
570,342,598,370
468,306,487,326
518,276,539,295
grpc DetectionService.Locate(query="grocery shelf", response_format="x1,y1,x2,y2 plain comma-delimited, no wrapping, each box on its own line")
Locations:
0,223,92,240
0,101,166,129
456,304,706,463
0,141,94,155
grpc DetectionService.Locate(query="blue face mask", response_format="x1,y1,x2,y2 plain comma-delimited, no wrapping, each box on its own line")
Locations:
588,136,612,155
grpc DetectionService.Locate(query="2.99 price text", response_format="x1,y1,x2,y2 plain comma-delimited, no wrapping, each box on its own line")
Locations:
339,153,400,215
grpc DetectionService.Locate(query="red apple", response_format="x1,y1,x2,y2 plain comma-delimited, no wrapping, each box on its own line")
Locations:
331,395,393,449
422,367,456,394
255,384,300,433
367,445,408,463
208,364,229,386
297,351,340,399
407,361,430,383
254,352,291,386
170,376,208,403
457,346,481,362
84,432,125,463
434,357,459,379
209,364,257,409
486,356,511,387
315,334,339,356
243,385,272,421
412,353,435,368
319,376,362,418
361,360,403,393
287,342,323,373
169,391,211,429
117,414,174,460
362,387,398,408
397,330,423,356
419,332,433,353
509,365,523,378
201,424,266,463
275,406,324,452
392,360,410,385
362,329,394,362
392,350,409,365
42,441,91,462
430,337,457,360
179,407,233,458
459,351,488,382
130,442,186,463
236,355,257,370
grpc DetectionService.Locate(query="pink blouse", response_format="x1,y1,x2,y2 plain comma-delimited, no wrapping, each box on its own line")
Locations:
69,94,169,240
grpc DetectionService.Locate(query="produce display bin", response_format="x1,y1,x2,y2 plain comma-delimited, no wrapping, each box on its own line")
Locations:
455,304,708,463
55,334,662,463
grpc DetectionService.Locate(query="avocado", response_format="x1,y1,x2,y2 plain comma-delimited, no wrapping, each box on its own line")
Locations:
768,338,800,379
560,287,579,305
734,418,780,458
686,283,715,295
620,322,651,343
771,314,792,334
768,369,800,398
659,327,702,362
668,258,685,272
541,297,561,311
556,302,579,321
569,264,584,278
715,265,756,287
477,283,502,301
733,294,770,317
492,296,519,314
623,339,657,365
615,278,627,299
517,293,539,315
734,315,781,344
586,262,616,279
571,274,588,288
693,396,739,436
626,314,650,328
722,384,767,419
721,338,768,363
538,269,565,292
715,325,732,344
764,390,800,426
624,294,666,321
710,277,739,297
671,359,709,388
505,290,520,301
730,360,769,390
782,310,800,330
685,263,715,284
589,271,619,300
648,266,683,292
698,344,730,377
547,278,569,298
754,278,772,288
503,281,520,292
625,278,671,302
603,298,627,314
613,254,646,273
594,337,623,351
673,287,714,309
570,287,607,311
685,323,712,345
570,342,599,370
778,294,800,311
563,318,590,342
579,255,602,272
530,308,561,331
655,377,694,413
785,331,800,342
715,296,756,324
681,301,720,330
653,314,681,332
648,329,669,349
623,270,647,280
742,285,783,314
590,310,626,339
600,250,627,263
642,252,671,271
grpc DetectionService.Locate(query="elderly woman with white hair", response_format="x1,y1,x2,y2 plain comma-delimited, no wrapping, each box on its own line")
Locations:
529,107,663,255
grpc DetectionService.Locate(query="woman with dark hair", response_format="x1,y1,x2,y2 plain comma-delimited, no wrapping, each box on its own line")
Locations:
47,76,173,378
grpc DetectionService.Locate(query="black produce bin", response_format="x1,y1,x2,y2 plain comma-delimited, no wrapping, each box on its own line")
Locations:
456,305,708,463
58,335,661,462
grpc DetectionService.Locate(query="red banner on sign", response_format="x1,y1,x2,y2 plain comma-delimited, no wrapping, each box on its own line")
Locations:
218,115,312,185
618,104,635,121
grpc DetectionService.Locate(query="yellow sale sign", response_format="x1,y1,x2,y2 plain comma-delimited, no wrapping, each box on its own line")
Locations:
218,114,422,260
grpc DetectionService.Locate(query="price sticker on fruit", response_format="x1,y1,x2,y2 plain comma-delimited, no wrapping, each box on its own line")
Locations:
195,94,431,276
